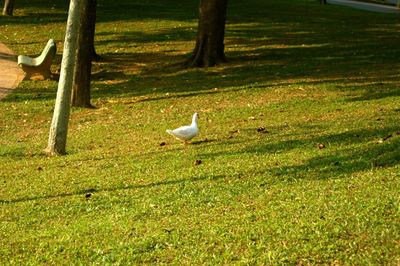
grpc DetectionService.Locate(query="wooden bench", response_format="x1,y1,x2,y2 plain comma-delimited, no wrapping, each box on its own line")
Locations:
17,39,57,80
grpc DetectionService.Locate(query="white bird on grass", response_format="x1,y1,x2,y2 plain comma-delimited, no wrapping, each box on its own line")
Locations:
166,113,199,144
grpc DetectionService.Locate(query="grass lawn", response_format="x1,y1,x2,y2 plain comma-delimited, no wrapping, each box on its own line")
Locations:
1,0,399,264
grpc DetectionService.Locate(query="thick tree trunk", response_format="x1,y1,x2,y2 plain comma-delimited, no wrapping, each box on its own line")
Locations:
71,0,96,108
46,0,82,155
3,0,15,16
89,0,101,62
188,0,228,67
91,44,101,61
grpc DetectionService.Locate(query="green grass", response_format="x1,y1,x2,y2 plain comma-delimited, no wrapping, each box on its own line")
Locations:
1,0,399,264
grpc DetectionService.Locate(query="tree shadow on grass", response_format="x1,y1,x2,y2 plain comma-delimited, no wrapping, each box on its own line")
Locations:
270,140,399,181
0,12,67,25
0,174,225,204
199,125,400,180
95,28,196,46
88,27,400,102
333,80,400,102
0,0,198,26
2,0,399,104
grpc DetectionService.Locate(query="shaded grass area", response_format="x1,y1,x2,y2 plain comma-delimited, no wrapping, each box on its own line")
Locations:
1,0,400,264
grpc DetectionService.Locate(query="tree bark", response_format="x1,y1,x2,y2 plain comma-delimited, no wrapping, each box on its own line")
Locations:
91,44,101,61
88,0,101,62
188,0,228,67
71,0,96,108
3,0,15,16
46,0,82,155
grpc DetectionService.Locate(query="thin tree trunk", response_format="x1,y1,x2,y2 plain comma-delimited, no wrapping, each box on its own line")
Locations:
3,0,15,16
46,0,82,155
71,0,96,108
188,0,228,67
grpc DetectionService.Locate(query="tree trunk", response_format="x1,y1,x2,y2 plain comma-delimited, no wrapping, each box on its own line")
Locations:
91,43,101,61
46,0,82,155
188,0,228,67
3,0,15,16
89,0,101,62
71,0,96,108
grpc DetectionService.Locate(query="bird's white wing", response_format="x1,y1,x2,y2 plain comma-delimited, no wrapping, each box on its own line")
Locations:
167,125,198,140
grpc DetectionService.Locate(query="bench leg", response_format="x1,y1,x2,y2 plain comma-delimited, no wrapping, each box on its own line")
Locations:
20,65,53,80
42,70,52,80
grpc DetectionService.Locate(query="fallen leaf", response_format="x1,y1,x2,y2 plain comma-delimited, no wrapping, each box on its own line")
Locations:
257,127,269,133
382,134,392,141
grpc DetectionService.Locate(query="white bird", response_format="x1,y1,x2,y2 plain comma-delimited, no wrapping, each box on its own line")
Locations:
166,113,199,144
